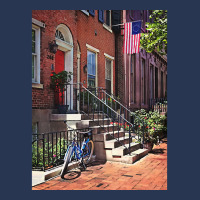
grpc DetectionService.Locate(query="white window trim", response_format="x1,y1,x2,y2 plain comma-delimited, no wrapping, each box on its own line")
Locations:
32,18,45,28
81,10,89,16
32,24,40,84
103,10,112,33
104,53,114,60
86,44,100,53
103,24,113,33
104,53,114,94
32,83,43,89
86,44,99,87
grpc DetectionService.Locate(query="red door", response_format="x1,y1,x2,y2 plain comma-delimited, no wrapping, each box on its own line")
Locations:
55,49,65,105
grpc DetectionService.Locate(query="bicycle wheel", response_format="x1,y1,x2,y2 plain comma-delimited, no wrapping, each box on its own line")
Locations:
60,146,73,179
83,140,94,164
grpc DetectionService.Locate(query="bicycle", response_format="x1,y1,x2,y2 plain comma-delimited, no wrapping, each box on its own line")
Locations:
60,125,94,179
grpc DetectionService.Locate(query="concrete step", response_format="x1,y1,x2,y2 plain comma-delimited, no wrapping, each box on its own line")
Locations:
76,118,110,129
104,131,125,141
90,124,119,134
81,113,108,120
89,118,110,127
121,149,149,164
112,142,141,157
104,136,131,149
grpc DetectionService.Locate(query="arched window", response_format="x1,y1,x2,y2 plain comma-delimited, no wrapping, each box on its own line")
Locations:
55,30,65,41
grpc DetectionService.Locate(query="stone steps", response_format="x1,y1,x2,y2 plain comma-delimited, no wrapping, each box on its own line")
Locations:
81,113,108,120
90,124,119,134
104,131,125,141
104,136,131,149
77,114,149,165
111,142,141,157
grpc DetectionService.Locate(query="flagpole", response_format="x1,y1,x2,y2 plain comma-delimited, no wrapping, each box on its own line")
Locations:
112,20,143,27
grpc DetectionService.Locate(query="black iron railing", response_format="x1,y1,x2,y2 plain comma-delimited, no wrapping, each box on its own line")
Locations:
32,128,92,171
149,98,167,113
61,83,146,154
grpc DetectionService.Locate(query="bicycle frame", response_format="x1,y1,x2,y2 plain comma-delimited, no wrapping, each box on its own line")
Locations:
64,137,90,161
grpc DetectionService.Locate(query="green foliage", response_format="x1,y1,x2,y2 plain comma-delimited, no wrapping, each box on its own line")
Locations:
32,138,69,169
51,70,73,91
140,10,167,55
133,109,167,144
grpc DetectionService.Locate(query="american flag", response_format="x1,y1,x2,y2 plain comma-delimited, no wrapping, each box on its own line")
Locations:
124,21,141,54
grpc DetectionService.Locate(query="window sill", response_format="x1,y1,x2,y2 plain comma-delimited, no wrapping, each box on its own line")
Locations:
32,83,43,89
103,24,112,33
81,10,89,16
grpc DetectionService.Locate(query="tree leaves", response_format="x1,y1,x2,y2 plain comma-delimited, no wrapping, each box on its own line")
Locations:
140,10,167,55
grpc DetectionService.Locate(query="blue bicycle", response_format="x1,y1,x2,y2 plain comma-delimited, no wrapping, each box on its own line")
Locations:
60,127,94,179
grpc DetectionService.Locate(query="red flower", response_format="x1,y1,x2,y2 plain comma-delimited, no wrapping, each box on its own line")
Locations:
145,117,147,119
139,125,140,128
146,126,148,128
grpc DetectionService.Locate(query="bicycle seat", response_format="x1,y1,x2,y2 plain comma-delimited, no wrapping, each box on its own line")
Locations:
78,130,92,137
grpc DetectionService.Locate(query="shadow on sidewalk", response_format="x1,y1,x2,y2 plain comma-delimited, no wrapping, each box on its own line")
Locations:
61,170,81,180
150,148,166,155
61,160,106,181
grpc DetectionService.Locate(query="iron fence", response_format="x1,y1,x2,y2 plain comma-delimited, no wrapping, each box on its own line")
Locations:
149,98,167,113
32,128,92,171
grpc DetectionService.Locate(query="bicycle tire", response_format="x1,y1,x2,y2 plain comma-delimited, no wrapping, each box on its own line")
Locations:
60,146,73,179
83,140,94,164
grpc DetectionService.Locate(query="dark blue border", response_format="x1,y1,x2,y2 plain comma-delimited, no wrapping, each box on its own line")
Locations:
1,0,198,199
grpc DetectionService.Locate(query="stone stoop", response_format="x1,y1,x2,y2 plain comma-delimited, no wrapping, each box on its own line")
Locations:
74,114,149,165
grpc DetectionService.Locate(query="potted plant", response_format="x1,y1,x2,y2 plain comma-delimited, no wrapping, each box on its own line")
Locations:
51,70,73,114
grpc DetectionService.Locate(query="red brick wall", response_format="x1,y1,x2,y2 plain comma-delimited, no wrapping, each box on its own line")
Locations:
76,10,115,93
32,10,116,109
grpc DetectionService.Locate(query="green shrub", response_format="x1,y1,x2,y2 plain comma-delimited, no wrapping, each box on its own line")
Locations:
132,109,167,144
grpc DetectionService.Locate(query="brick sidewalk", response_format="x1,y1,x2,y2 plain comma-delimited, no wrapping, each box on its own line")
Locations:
32,139,167,190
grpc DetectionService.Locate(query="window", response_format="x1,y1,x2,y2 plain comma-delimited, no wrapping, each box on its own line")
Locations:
32,24,40,83
105,58,111,94
150,65,154,100
131,55,136,103
87,51,96,88
141,59,146,104
81,10,95,16
98,10,104,23
105,10,111,26
81,10,89,16
155,67,158,98
89,10,95,16
55,30,65,41
161,71,164,98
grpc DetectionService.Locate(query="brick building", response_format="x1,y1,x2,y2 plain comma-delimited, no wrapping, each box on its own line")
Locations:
32,10,119,133
32,10,167,134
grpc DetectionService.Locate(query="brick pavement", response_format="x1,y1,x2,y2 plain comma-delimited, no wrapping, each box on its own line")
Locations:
32,138,167,190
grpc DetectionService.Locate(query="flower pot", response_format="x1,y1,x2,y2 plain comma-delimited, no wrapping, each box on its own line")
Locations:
58,105,69,114
143,142,154,152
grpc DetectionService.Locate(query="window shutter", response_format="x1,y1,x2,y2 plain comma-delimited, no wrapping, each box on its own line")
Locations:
98,10,104,23
112,10,121,33
89,10,95,16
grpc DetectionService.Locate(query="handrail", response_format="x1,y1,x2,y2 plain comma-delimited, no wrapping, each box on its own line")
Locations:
99,88,144,123
57,82,146,153
81,84,134,127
